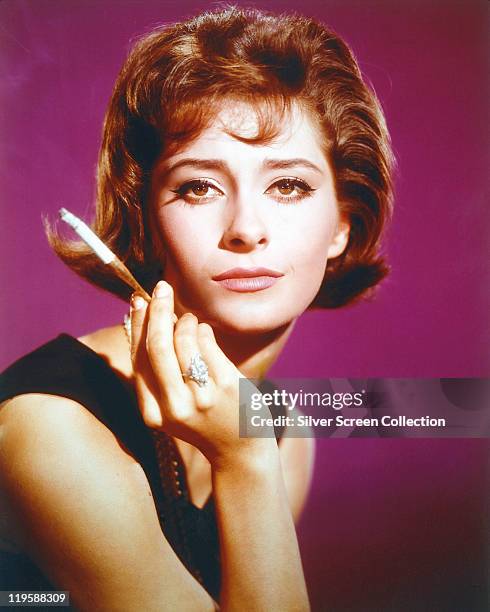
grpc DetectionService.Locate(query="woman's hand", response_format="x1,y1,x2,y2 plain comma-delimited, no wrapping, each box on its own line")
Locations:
130,280,274,469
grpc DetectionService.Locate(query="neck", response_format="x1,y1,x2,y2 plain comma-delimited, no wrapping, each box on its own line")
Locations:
213,319,296,380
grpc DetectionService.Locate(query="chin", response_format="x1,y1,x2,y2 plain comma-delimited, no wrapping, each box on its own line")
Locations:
202,304,295,336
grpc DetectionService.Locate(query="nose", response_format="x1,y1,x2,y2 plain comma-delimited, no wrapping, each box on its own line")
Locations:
220,196,269,253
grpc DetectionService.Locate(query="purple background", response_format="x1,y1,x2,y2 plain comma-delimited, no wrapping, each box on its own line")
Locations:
1,1,488,610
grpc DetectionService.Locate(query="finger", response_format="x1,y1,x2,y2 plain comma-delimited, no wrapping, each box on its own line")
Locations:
174,313,215,410
146,281,188,401
130,293,164,427
196,322,237,387
129,291,178,364
130,293,149,363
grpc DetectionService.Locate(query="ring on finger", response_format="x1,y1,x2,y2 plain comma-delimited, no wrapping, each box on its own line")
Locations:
182,353,209,387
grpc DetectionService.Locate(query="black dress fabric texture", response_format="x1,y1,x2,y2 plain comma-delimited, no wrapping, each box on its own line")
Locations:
0,334,285,601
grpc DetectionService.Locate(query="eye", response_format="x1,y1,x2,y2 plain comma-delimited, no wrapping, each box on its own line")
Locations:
171,179,224,204
265,178,316,203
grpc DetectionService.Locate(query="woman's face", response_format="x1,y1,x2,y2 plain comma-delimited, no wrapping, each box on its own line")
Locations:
149,103,349,334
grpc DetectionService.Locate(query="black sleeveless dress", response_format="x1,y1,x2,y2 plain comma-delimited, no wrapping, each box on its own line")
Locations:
0,334,285,601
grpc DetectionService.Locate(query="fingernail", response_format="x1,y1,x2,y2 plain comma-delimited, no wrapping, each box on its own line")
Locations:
131,294,145,310
154,281,171,298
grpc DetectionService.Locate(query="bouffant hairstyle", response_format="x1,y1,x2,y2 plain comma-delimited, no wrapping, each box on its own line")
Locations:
48,6,394,308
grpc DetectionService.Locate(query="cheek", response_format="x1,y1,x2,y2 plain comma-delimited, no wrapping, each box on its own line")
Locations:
283,205,337,274
154,209,213,269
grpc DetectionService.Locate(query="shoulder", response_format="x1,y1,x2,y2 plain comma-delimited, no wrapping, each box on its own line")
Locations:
0,393,215,610
0,393,148,544
0,324,138,511
0,392,146,494
78,324,133,379
0,325,131,392
0,326,134,433
0,391,134,453
0,325,137,499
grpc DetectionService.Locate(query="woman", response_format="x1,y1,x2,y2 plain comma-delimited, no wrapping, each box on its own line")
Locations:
0,7,393,610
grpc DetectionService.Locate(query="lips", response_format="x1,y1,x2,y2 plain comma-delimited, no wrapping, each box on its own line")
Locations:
213,267,283,281
212,267,284,292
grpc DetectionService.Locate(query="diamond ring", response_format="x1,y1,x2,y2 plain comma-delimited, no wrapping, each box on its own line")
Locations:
183,353,209,387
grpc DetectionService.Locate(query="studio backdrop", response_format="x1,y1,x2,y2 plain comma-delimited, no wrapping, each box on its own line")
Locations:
1,1,488,610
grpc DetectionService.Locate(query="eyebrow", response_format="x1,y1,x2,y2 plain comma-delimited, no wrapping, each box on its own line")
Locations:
161,158,228,175
263,158,323,174
160,157,324,176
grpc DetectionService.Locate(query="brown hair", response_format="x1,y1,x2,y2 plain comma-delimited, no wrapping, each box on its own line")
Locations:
47,6,394,308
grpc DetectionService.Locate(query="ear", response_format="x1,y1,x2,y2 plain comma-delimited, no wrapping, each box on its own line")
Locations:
327,216,350,259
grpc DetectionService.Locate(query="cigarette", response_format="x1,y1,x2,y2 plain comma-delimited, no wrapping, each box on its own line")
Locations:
59,207,152,303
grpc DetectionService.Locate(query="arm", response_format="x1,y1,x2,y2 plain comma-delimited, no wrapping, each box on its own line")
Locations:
213,447,310,611
212,428,315,610
0,394,217,612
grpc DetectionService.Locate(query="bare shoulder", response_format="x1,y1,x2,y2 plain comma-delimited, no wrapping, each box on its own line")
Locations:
0,391,139,467
78,323,125,350
0,393,149,500
0,323,136,499
0,393,214,610
0,393,148,522
0,393,149,554
278,430,315,522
